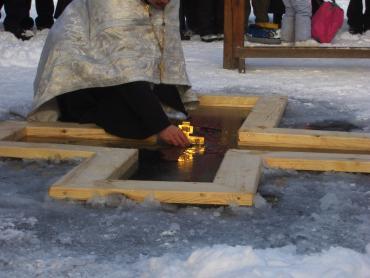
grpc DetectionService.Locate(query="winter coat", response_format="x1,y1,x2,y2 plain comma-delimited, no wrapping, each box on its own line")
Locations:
30,0,194,121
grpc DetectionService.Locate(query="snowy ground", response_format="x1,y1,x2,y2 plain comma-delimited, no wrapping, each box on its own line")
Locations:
1,1,370,277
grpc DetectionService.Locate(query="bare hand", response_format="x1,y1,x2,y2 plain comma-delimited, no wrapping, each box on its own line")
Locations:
147,0,170,9
158,125,190,147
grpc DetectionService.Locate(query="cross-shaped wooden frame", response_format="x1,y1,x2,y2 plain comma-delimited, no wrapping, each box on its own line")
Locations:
1,95,370,206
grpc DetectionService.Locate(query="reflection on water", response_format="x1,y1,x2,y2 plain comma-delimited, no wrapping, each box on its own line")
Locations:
130,107,249,182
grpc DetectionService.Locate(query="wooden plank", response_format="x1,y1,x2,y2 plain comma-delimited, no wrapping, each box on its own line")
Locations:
26,122,157,145
223,0,236,69
239,128,370,153
0,121,27,141
52,148,138,188
240,96,288,129
50,180,254,206
262,152,370,173
198,95,258,108
214,149,262,194
232,0,246,71
0,141,95,160
235,46,370,59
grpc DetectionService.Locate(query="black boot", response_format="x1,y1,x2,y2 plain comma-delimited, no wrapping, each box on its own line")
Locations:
349,25,364,34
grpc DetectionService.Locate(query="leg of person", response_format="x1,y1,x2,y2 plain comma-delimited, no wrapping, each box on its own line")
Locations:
54,0,73,19
57,88,99,124
252,0,270,23
311,0,322,15
364,0,370,32
293,0,312,42
347,0,364,34
197,0,218,42
215,0,224,38
281,0,295,42
245,0,252,28
3,0,31,40
184,0,198,34
179,0,190,40
35,0,54,30
21,0,34,31
269,0,285,26
94,82,171,140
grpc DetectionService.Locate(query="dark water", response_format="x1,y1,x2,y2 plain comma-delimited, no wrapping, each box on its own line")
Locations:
22,107,250,183
130,107,249,182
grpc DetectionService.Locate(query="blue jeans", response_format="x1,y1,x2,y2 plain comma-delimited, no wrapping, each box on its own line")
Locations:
281,0,312,42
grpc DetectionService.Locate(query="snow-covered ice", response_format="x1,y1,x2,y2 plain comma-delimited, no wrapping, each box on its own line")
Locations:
1,0,370,277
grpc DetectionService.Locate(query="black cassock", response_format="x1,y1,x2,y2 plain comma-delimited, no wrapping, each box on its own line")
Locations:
57,82,187,139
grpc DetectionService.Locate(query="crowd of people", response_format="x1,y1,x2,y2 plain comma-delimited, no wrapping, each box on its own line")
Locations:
0,0,71,40
0,0,369,42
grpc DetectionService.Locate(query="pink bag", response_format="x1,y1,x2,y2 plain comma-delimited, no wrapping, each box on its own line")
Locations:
311,0,344,43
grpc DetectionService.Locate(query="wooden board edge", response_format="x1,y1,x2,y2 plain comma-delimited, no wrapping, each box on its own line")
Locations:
0,142,95,160
198,95,259,108
25,124,157,145
49,184,254,206
264,157,370,173
238,128,370,153
214,149,262,194
0,121,27,141
239,96,288,130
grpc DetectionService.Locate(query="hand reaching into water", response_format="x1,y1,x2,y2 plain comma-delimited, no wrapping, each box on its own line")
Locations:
159,125,190,147
147,0,170,9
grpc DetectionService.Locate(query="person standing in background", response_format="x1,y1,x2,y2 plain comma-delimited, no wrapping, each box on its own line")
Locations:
281,0,312,44
197,0,224,42
347,0,370,34
2,0,54,40
25,0,54,30
246,0,271,25
179,0,197,40
0,0,3,17
2,0,31,40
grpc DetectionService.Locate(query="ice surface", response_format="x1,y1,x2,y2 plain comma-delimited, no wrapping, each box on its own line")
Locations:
1,159,370,277
1,0,370,276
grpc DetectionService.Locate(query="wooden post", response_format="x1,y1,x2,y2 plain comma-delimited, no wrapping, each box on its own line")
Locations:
224,0,245,70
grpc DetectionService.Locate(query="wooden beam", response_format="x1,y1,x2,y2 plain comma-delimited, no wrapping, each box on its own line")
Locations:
198,95,258,108
25,122,157,145
223,0,236,69
50,149,260,206
214,149,262,193
232,0,246,72
0,121,26,141
235,46,370,59
50,180,254,206
239,128,370,154
262,152,370,173
0,141,95,160
240,96,288,129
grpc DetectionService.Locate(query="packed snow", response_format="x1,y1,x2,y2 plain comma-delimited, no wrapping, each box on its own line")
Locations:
1,1,370,277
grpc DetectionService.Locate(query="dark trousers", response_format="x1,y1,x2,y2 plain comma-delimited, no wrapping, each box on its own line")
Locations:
57,82,186,139
197,0,224,36
3,0,53,32
54,0,73,18
179,0,198,33
3,0,29,32
0,0,3,18
347,0,370,28
247,0,270,24
32,0,54,29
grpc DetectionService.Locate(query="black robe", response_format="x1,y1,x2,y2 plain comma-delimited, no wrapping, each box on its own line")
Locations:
57,82,187,139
